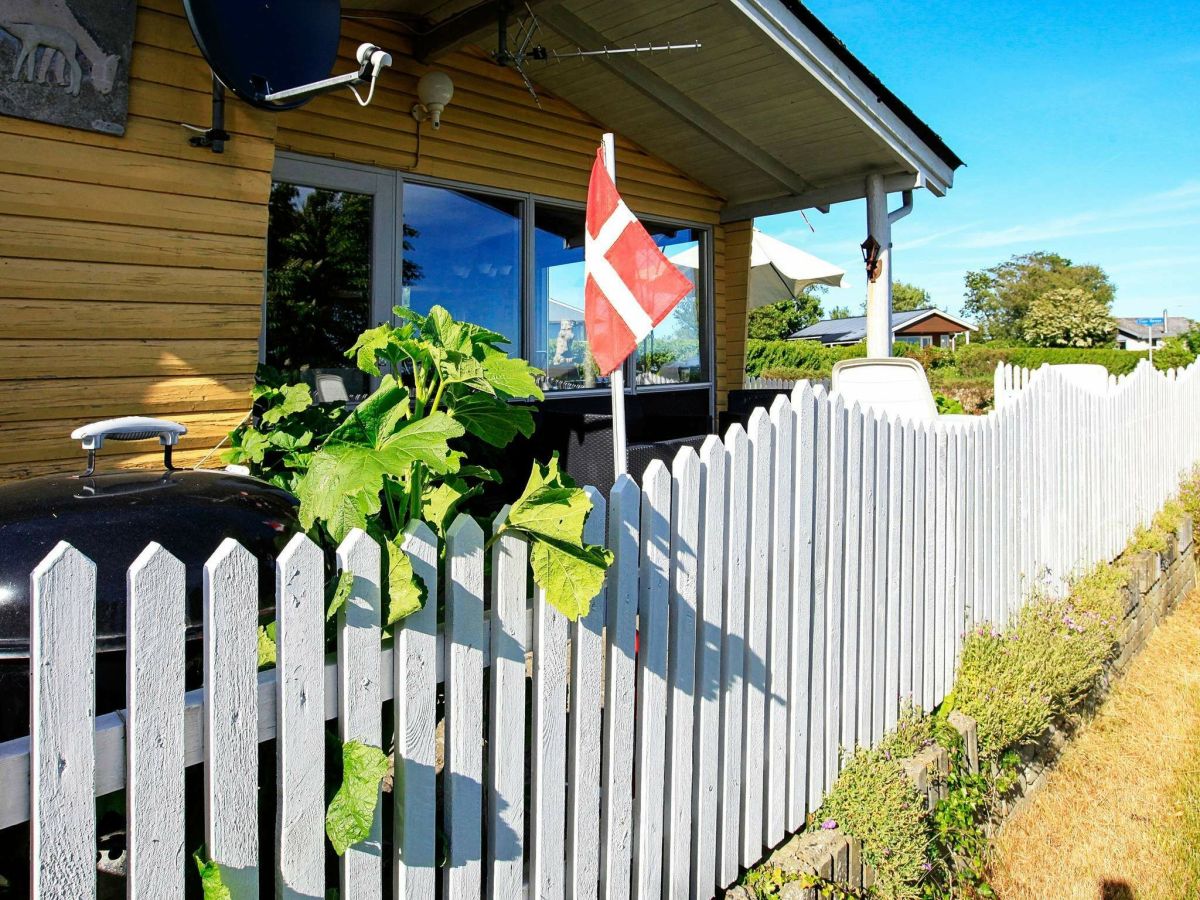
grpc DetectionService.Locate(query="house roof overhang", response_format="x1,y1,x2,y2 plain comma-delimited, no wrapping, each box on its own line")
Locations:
353,0,964,221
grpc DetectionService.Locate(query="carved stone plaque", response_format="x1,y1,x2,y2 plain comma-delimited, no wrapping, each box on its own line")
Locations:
0,0,136,135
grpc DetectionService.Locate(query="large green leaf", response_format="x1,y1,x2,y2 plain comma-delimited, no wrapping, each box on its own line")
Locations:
384,538,425,624
377,412,465,473
260,382,313,425
295,447,383,541
326,571,355,622
506,456,590,544
529,537,612,620
325,740,389,856
347,323,395,376
193,851,231,900
449,392,535,447
328,377,409,447
256,623,277,669
505,456,613,619
481,349,544,400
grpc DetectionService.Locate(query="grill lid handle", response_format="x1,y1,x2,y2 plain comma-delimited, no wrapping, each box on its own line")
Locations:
70,417,188,475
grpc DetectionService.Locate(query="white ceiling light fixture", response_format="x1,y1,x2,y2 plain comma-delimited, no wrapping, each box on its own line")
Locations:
411,71,454,129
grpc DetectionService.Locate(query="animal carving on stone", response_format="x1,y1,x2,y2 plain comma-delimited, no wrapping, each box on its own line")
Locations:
9,23,80,94
0,0,120,95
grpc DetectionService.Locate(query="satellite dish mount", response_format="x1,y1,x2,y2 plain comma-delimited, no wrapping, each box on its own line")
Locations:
181,0,391,153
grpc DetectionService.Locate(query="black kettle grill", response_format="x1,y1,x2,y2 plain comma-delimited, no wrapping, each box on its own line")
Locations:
0,417,302,742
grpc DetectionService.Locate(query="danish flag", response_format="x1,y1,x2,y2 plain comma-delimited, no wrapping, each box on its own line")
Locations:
584,147,694,376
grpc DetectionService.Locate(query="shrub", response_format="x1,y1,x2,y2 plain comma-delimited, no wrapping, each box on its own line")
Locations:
759,366,828,382
934,392,965,415
1153,336,1196,371
744,339,865,377
817,745,930,900
1180,465,1200,528
952,593,1114,758
954,345,1146,378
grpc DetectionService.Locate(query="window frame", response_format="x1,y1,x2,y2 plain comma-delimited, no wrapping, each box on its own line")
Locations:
268,154,714,410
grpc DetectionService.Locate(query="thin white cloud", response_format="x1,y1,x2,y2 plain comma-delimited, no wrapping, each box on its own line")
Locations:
956,181,1200,249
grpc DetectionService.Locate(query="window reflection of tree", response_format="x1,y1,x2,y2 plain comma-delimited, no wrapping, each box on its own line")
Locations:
265,183,375,381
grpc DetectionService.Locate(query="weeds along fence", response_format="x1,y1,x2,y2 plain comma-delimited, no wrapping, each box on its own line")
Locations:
2,360,1199,899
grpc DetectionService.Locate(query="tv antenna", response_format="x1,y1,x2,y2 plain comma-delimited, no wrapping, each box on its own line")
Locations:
492,4,701,107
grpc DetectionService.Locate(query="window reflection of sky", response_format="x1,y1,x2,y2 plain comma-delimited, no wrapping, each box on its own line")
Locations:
402,182,522,346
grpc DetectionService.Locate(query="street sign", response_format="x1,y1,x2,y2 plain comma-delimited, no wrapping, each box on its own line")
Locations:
1136,317,1165,327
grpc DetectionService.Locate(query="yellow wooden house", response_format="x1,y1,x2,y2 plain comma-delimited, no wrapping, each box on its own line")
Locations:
0,0,962,481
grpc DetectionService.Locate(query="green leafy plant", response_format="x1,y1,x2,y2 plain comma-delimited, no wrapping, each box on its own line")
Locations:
215,306,614,888
325,740,390,856
224,368,345,492
192,848,231,900
934,392,965,415
816,744,931,900
233,305,612,625
921,752,996,899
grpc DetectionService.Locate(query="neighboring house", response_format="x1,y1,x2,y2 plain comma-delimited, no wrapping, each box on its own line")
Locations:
792,307,977,348
0,0,962,481
1114,317,1194,351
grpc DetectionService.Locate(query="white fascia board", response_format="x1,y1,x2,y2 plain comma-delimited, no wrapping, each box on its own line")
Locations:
728,0,957,197
721,171,924,222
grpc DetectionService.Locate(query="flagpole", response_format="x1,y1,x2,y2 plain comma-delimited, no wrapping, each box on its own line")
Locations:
602,131,629,478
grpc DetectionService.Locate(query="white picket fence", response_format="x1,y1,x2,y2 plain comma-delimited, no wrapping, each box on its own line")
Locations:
2,359,1199,899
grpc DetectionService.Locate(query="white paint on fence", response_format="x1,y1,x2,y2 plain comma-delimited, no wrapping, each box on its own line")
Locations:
31,542,97,900
275,534,326,900
444,516,485,900
203,539,259,899
633,460,671,899
601,476,639,900
692,436,727,900
336,529,383,897
394,521,438,900
568,489,607,900
717,425,749,884
8,358,1200,900
488,508,527,900
126,544,186,900
740,407,772,864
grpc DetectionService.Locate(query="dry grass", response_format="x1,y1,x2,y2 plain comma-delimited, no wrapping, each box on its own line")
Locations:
990,590,1200,899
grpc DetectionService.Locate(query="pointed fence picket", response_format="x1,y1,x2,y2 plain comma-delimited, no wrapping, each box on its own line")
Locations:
6,358,1200,900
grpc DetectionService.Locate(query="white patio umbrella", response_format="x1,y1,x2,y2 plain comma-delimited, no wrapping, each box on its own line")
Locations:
670,227,845,309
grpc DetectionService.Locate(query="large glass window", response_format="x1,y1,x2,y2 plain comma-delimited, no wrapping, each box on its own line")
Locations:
265,181,373,395
533,204,600,391
401,182,522,348
533,204,708,391
636,223,706,386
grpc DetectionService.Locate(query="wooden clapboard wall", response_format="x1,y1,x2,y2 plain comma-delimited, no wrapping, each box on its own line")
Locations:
0,0,750,482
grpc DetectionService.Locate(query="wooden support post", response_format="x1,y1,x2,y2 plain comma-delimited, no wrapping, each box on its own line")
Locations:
864,173,892,359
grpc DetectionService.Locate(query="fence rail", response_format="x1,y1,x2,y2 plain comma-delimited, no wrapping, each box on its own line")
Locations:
3,360,1199,898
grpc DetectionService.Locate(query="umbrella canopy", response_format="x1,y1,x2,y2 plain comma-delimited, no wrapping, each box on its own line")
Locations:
670,228,845,310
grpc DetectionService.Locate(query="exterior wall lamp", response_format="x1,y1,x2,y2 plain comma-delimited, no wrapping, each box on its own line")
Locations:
411,71,455,129
860,235,882,283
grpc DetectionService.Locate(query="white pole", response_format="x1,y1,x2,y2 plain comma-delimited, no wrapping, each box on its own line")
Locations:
602,132,628,478
1148,323,1155,367
864,173,893,358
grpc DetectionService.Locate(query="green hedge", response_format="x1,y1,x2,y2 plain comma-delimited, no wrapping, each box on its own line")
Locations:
745,339,865,377
954,345,1148,378
745,340,1171,382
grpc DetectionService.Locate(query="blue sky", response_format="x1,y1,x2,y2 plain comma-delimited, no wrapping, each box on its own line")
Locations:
755,0,1200,321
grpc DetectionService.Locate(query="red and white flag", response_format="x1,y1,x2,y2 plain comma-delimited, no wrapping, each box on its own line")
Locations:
584,146,694,376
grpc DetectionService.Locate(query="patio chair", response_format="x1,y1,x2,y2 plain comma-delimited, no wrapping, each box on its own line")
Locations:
831,357,939,423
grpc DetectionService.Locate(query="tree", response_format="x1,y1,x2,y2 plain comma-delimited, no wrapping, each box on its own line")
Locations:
963,252,1115,341
746,286,824,340
859,280,931,314
1021,287,1115,348
892,281,932,312
828,305,852,320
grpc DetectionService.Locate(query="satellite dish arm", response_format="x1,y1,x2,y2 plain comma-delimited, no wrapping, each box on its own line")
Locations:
260,43,391,106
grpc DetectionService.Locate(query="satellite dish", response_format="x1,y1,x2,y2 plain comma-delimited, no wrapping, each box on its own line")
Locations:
182,0,390,111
